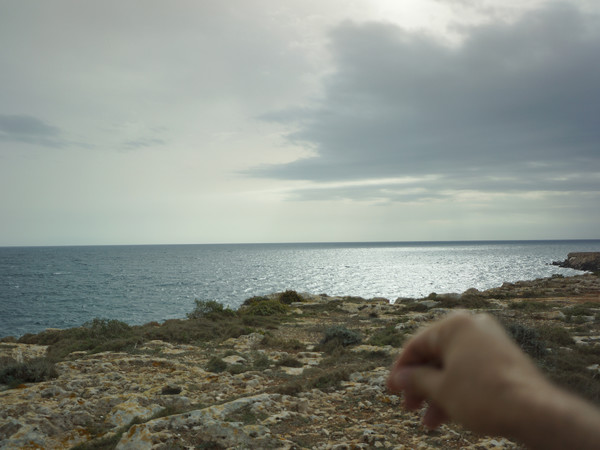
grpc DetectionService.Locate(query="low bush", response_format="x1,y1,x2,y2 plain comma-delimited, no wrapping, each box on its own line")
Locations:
320,326,361,347
438,294,492,309
241,299,289,316
206,356,227,373
367,325,405,348
298,301,341,316
227,364,251,375
242,295,270,307
276,356,303,368
279,290,303,304
520,289,546,298
187,300,236,320
402,302,429,313
252,352,272,370
83,318,132,339
259,335,305,352
19,318,139,361
542,347,600,404
563,304,598,318
144,318,253,345
504,322,547,359
536,324,574,347
508,301,552,312
274,348,392,396
309,367,351,391
0,357,58,386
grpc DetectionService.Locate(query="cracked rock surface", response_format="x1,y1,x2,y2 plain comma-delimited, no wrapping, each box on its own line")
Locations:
1,273,599,449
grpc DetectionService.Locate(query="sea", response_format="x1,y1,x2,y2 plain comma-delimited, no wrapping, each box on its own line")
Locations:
1,240,599,339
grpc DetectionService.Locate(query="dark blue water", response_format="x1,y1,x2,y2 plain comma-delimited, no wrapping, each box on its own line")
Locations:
1,240,599,338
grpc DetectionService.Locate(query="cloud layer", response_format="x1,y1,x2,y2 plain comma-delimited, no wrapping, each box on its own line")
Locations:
253,4,600,201
0,114,65,147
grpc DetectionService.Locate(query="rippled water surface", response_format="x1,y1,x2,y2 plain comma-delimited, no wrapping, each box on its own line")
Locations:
1,240,599,338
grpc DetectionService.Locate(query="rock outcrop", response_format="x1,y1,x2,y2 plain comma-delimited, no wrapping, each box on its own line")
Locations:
553,252,600,272
1,273,599,449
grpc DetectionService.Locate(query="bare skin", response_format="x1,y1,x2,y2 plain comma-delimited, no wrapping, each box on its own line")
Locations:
386,312,600,449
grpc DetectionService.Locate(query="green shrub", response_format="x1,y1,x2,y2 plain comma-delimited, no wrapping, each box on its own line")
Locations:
308,367,351,391
564,304,596,317
0,357,58,387
318,326,362,353
276,356,303,368
438,294,492,309
187,300,236,319
259,335,306,352
252,352,272,370
367,326,405,348
242,299,289,316
536,324,574,347
402,302,429,312
508,301,552,312
520,289,546,298
206,356,227,373
278,290,303,304
504,322,547,358
242,295,270,307
145,318,254,345
19,318,138,361
82,318,132,338
542,347,600,404
275,379,305,396
227,364,250,375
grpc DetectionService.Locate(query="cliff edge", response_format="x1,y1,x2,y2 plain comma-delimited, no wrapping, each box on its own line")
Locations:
552,252,600,272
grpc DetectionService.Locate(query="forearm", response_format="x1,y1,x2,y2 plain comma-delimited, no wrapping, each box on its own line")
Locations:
509,382,600,450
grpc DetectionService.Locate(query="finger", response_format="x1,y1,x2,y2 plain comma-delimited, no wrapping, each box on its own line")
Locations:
422,403,448,429
394,325,443,367
389,366,444,399
387,367,412,393
403,391,425,411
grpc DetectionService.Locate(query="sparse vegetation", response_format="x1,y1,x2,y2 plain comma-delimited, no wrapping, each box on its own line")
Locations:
259,335,305,352
438,293,492,309
536,324,574,347
503,321,547,358
0,357,58,387
4,275,600,450
317,326,362,353
367,325,405,347
401,301,429,312
252,352,272,370
508,301,553,312
187,300,236,320
206,356,227,373
278,290,303,304
276,355,303,368
240,298,290,316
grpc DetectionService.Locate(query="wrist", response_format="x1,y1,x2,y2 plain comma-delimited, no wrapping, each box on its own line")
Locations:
508,380,600,450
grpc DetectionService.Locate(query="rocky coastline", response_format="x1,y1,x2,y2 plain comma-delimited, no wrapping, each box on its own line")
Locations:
552,251,600,272
1,271,600,449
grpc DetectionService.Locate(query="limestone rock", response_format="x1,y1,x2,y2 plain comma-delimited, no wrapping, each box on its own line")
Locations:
552,252,600,272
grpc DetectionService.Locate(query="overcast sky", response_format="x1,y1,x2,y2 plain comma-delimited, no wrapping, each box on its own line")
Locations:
1,0,599,246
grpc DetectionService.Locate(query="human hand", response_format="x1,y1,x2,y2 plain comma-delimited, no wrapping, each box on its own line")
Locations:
386,312,550,436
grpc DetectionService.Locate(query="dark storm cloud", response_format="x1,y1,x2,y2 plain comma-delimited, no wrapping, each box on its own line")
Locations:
251,3,600,199
0,114,65,148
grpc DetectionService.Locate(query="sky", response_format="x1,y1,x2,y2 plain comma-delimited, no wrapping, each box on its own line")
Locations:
1,0,599,246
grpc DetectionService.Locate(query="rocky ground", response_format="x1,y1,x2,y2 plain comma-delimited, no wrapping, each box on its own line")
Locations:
1,271,600,450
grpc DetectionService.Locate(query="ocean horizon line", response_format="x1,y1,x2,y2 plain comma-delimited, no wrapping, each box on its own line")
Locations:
2,238,600,250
